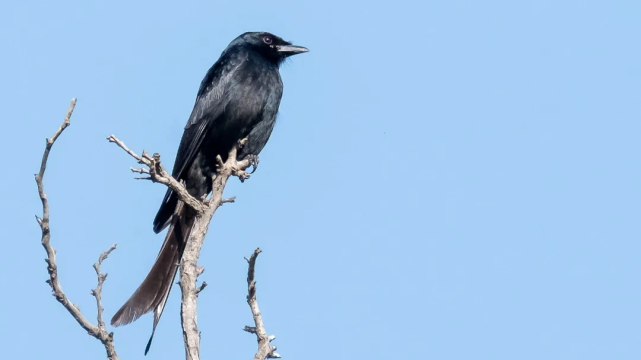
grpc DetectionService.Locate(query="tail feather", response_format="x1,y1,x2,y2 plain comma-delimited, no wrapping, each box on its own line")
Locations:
111,202,196,355
154,189,179,234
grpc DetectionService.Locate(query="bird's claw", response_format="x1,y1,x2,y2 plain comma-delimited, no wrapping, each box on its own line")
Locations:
245,154,260,174
235,169,251,183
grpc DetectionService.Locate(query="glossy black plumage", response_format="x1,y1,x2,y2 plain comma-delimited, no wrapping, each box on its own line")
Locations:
110,32,307,354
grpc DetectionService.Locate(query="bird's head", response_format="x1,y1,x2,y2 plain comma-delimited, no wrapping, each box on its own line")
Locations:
230,32,308,65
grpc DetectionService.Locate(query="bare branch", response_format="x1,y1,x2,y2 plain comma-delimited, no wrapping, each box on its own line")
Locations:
35,99,119,360
245,248,280,359
106,134,205,213
105,134,144,162
92,244,117,330
195,281,208,295
221,196,237,204
195,267,207,295
109,133,254,359
109,131,269,360
179,139,253,360
130,167,150,174
39,100,281,360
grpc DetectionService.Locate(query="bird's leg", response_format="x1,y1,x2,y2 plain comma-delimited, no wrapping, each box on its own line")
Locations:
244,154,260,174
226,138,251,182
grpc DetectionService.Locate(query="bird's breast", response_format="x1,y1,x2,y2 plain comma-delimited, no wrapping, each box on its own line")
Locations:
225,66,282,125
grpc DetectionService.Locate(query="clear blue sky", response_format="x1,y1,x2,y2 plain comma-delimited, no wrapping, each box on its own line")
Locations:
1,0,640,359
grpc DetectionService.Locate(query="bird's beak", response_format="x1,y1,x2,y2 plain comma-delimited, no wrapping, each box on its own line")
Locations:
275,44,309,55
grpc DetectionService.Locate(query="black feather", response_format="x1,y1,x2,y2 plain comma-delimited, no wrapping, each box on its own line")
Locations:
110,31,307,354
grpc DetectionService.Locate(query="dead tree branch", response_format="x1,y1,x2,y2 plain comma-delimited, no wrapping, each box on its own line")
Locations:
36,99,282,360
106,135,205,213
108,135,252,360
35,99,119,360
244,248,280,360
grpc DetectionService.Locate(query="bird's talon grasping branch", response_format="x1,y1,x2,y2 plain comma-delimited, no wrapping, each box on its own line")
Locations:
244,154,260,174
235,170,251,182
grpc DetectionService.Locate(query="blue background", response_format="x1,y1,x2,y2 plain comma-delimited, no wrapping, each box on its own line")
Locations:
1,0,640,359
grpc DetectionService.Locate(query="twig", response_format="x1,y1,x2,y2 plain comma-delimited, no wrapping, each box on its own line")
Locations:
92,244,117,330
130,167,150,175
35,99,119,360
195,267,207,295
245,248,280,359
195,281,208,295
221,196,237,204
106,135,205,213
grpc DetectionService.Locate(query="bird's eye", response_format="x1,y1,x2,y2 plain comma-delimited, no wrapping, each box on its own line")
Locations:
263,36,273,45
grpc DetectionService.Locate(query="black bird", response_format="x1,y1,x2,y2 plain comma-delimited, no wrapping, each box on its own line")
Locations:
110,32,307,353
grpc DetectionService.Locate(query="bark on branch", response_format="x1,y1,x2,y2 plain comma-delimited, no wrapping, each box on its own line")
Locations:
108,135,253,360
34,99,119,360
36,100,283,360
244,248,280,360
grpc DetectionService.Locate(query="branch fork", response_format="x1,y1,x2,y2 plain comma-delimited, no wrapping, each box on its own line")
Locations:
36,99,281,360
107,135,205,213
35,99,119,360
244,249,280,360
108,135,256,360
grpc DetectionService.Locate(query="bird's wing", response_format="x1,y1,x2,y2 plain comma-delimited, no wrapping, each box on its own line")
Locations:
170,54,245,180
153,54,245,233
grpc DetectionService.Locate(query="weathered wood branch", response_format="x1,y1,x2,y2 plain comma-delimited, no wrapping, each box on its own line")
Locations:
108,135,252,360
35,99,119,360
244,248,280,360
36,99,283,360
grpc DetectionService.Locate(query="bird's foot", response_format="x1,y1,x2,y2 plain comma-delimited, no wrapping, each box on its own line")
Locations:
234,168,251,183
244,154,260,174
